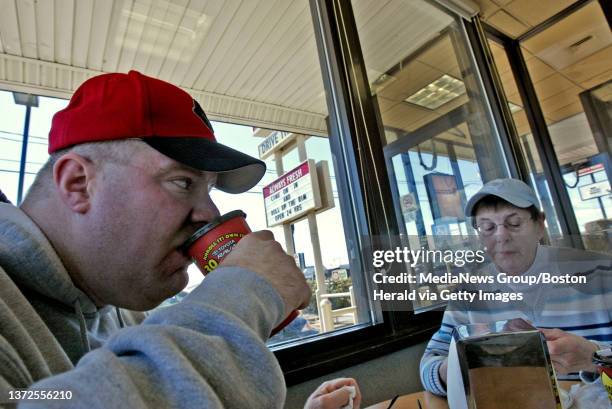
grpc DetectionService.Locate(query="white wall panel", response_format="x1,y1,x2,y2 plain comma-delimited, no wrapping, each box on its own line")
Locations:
87,0,114,70
229,0,308,99
0,0,22,55
144,0,188,76
161,0,210,83
205,0,284,94
72,0,94,68
24,59,39,85
16,0,37,58
181,0,240,87
40,64,56,88
191,0,260,90
34,0,54,61
54,0,75,65
117,0,153,72
131,0,169,72
169,0,225,84
102,0,133,72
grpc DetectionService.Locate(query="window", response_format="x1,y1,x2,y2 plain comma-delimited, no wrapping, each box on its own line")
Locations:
519,2,611,253
486,38,565,241
351,0,511,313
0,91,68,204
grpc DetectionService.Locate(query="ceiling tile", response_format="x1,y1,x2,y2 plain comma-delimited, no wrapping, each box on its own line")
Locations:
435,94,469,116
405,111,441,132
580,69,612,90
560,46,612,86
489,40,511,75
417,36,458,73
511,109,530,137
524,56,555,82
546,100,583,124
473,0,500,20
539,85,581,118
381,102,434,133
504,0,575,27
378,60,443,102
487,10,529,38
377,96,400,114
532,73,574,100
521,2,612,71
498,70,520,99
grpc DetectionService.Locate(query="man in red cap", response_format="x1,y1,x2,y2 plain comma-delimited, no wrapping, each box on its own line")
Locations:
0,71,361,409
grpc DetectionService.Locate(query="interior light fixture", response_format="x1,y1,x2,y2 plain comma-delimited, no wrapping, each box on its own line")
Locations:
404,74,466,110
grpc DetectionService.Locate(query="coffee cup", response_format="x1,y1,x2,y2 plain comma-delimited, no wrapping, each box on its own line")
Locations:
183,210,298,336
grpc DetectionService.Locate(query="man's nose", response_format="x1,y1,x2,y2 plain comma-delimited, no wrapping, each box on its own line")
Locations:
190,196,220,225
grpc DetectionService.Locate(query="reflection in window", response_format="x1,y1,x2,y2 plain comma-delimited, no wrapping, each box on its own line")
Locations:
520,1,611,253
352,0,510,312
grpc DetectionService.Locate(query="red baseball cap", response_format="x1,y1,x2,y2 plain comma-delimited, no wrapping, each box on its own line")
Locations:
49,70,266,194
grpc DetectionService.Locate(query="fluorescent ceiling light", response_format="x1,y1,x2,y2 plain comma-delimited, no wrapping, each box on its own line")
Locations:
404,74,466,110
508,102,522,113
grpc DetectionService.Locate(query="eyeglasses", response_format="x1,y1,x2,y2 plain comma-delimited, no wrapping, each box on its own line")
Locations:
475,216,532,236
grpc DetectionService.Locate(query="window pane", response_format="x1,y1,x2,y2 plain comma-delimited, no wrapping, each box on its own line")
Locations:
170,122,371,346
0,90,26,204
486,39,565,243
352,0,511,312
520,1,611,253
0,92,68,204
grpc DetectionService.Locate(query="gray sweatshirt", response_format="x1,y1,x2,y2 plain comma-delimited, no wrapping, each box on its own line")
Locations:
0,203,287,408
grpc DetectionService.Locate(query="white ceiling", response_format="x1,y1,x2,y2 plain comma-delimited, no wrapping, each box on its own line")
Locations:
0,0,328,134
0,0,462,136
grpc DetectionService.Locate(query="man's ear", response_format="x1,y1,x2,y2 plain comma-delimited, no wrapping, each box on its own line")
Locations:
53,153,96,214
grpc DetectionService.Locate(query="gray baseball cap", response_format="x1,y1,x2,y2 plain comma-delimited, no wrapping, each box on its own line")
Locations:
465,178,541,217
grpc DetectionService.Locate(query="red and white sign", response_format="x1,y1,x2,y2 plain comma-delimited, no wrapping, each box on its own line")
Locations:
263,160,322,227
578,163,604,177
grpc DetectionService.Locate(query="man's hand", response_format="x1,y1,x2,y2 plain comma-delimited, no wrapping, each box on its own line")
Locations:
222,230,311,319
304,378,361,409
539,328,599,374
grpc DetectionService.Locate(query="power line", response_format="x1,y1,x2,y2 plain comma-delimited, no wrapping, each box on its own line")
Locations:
0,130,47,141
0,169,37,175
0,135,48,146
0,157,45,165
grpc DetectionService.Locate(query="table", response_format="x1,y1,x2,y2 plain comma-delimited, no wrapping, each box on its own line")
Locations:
365,381,577,409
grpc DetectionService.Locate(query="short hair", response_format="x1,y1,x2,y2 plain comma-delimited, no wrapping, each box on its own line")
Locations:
23,139,143,203
471,195,544,227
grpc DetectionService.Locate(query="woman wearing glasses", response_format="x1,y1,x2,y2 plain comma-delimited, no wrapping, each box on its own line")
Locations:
419,178,611,396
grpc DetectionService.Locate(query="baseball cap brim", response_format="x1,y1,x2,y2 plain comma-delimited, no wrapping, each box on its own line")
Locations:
144,138,266,194
465,189,534,217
